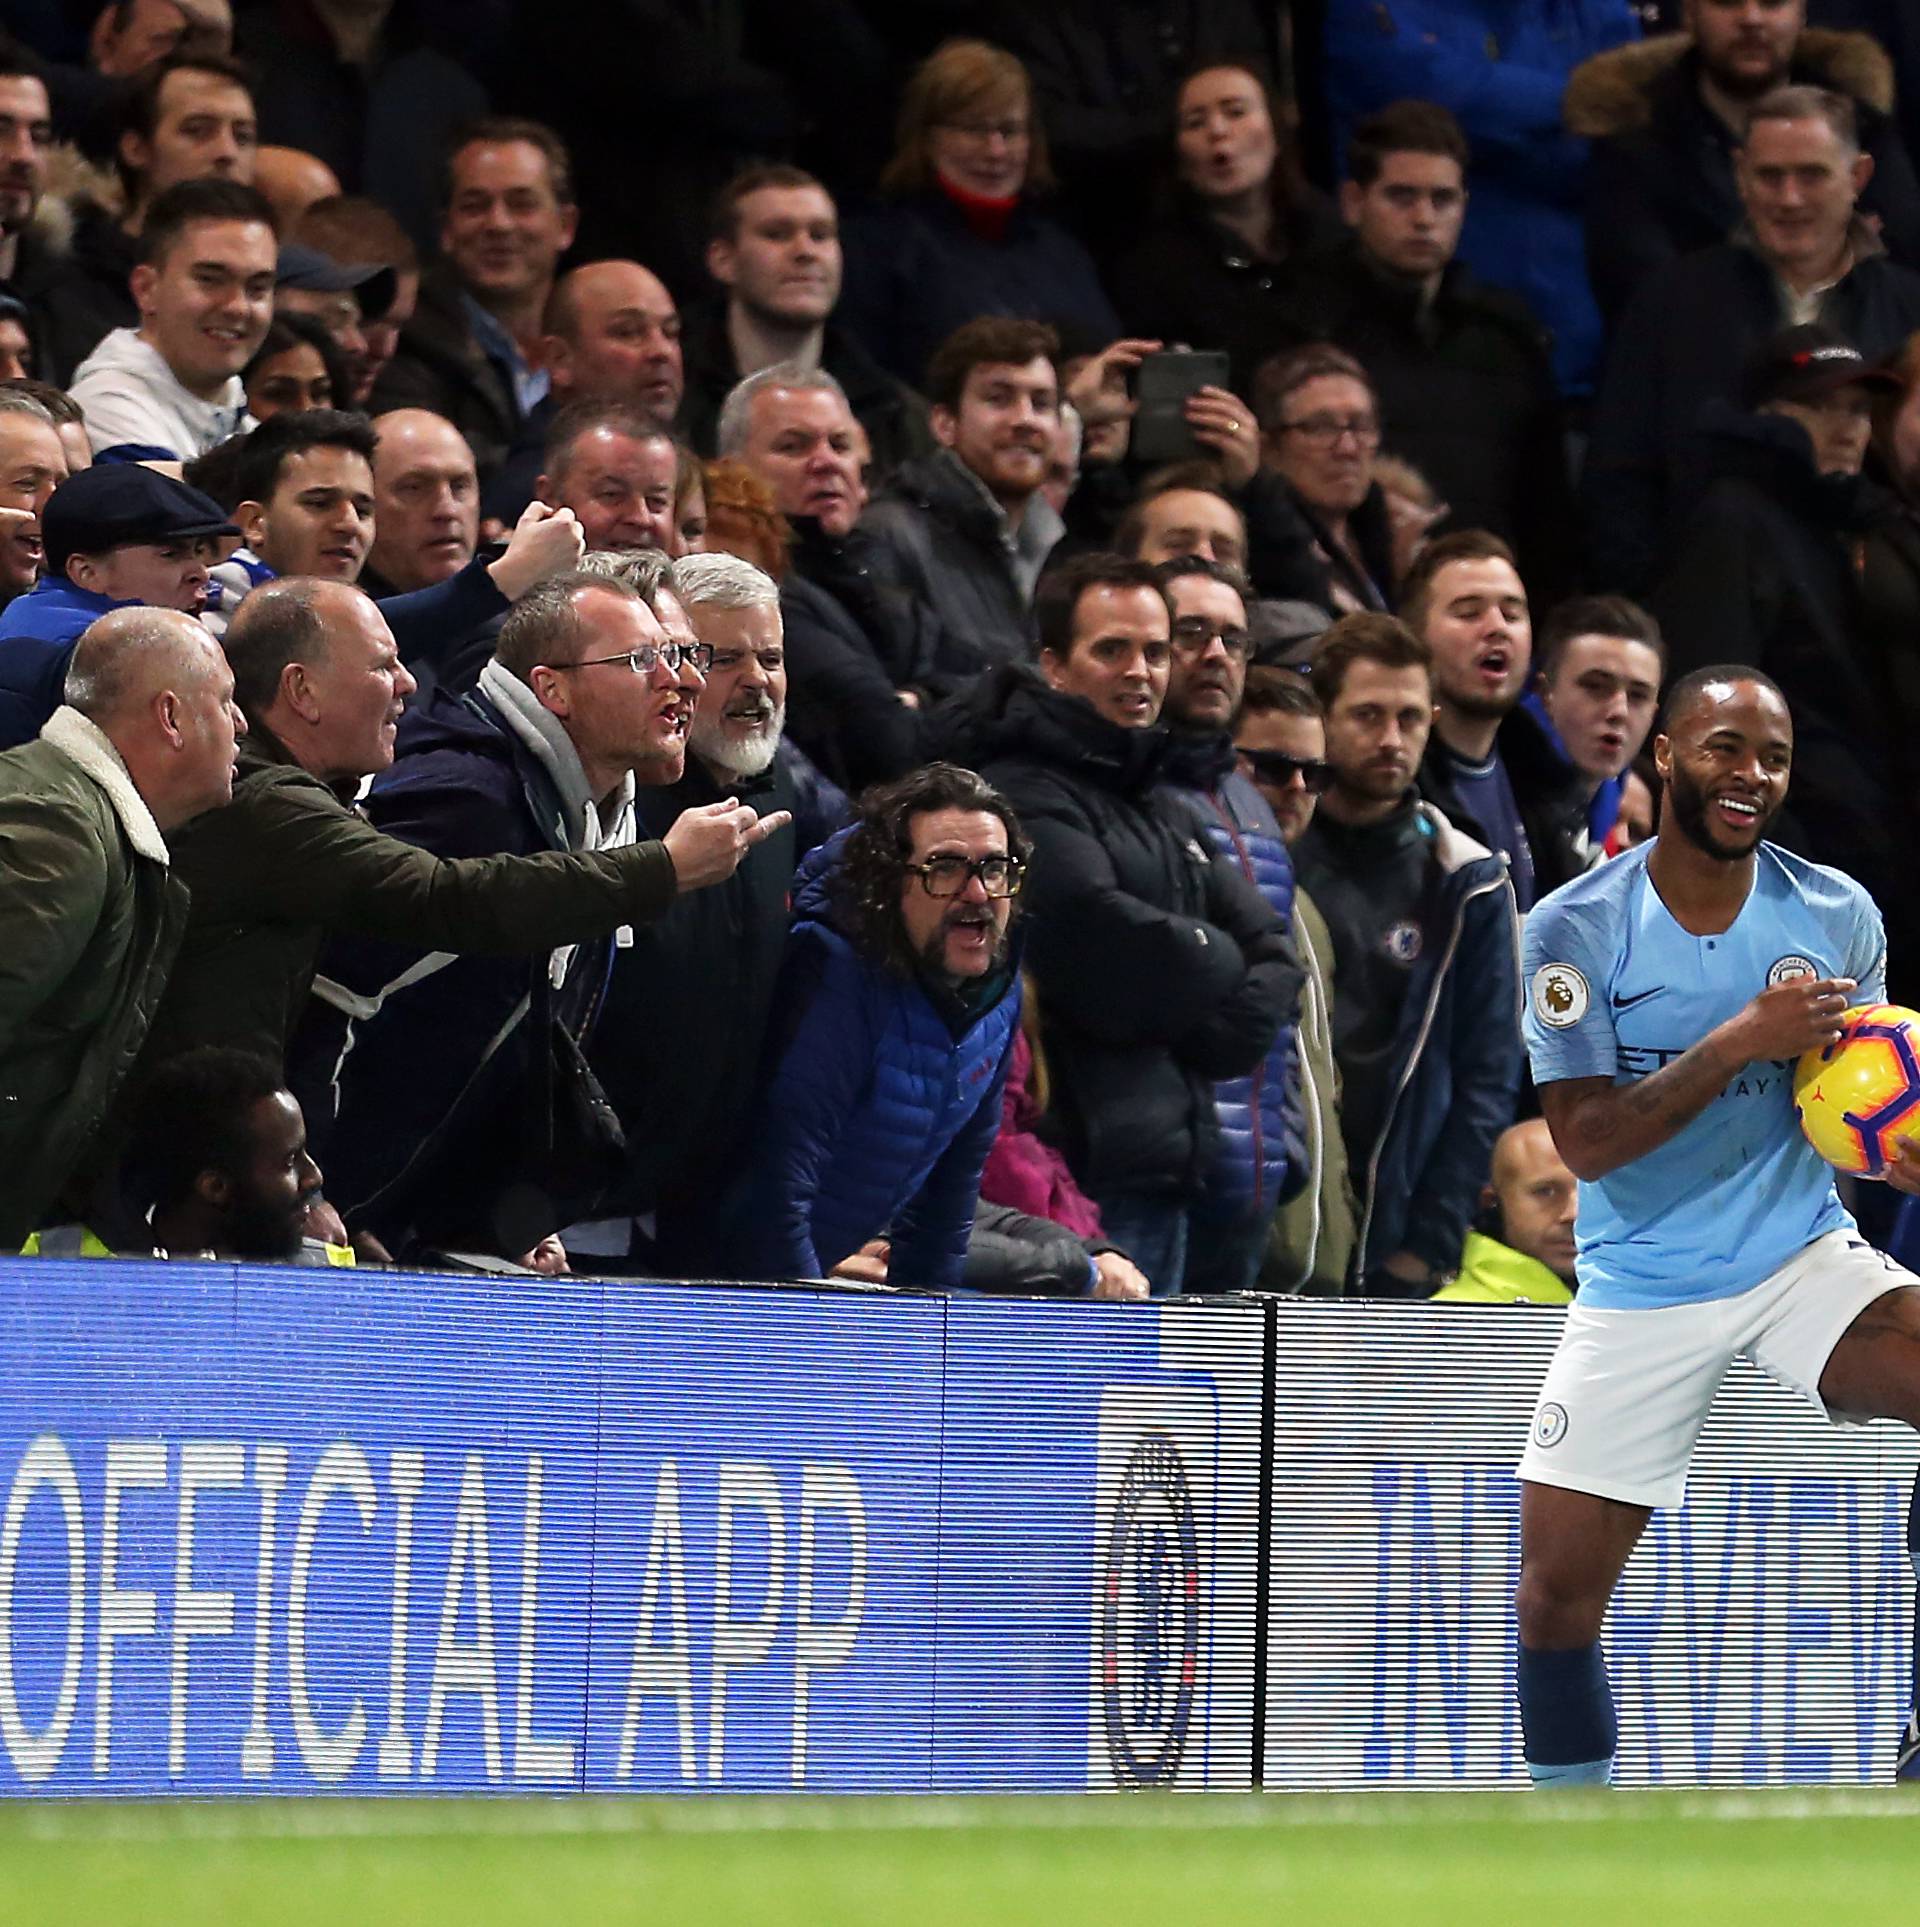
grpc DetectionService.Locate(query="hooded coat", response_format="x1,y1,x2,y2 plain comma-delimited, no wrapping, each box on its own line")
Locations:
1582,232,1920,591
970,667,1300,1199
1650,404,1911,965
1566,29,1920,328
723,828,1021,1290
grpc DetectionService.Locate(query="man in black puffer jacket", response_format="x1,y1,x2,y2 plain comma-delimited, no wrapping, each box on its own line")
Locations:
968,552,1301,1296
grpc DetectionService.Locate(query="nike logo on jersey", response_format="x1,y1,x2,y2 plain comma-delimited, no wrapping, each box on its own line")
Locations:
1612,986,1663,1011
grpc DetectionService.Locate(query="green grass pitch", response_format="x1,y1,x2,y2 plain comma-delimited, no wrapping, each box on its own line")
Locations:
6,1789,1920,1925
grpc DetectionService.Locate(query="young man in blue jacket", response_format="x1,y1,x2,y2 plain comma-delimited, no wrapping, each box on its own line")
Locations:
1290,610,1522,1296
727,761,1026,1292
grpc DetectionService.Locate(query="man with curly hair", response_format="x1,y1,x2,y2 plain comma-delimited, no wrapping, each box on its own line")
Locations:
722,760,1025,1289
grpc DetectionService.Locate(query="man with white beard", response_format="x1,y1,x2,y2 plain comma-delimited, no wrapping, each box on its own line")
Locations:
589,548,847,1275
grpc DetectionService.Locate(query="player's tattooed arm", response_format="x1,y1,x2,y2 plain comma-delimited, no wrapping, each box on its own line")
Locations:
1539,975,1854,1180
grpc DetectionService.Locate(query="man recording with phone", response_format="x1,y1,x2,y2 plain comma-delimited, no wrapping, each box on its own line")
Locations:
1064,332,1332,619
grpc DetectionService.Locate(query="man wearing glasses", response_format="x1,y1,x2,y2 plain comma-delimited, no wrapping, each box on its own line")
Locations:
294,565,784,1263
723,761,1027,1292
1153,556,1311,1293
1235,666,1357,1296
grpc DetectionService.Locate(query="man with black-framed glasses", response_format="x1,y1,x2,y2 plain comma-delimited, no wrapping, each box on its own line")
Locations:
1154,555,1311,1293
1237,665,1358,1296
722,761,1026,1292
289,564,788,1262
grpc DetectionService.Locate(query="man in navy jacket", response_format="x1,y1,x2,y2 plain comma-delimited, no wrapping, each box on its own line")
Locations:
725,762,1025,1292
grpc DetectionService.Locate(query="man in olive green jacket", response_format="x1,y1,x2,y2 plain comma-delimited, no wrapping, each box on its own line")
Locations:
0,609,244,1246
150,576,786,1071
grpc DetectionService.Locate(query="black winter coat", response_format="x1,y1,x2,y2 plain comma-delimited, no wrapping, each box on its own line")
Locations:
589,748,806,1273
368,262,523,483
862,451,1062,683
1583,237,1920,592
676,301,932,485
778,517,935,795
23,200,137,386
1271,244,1574,601
974,668,1300,1198
1568,32,1920,329
1650,408,1909,932
1108,186,1347,394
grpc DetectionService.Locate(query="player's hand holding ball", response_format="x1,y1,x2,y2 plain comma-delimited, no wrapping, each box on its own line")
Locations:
1727,974,1855,1063
1792,1000,1920,1178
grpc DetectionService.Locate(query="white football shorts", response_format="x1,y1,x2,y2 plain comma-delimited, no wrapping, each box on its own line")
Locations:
1516,1227,1918,1510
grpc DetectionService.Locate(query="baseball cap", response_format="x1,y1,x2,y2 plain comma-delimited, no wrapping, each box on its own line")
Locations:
1743,324,1901,409
42,466,240,574
275,243,397,321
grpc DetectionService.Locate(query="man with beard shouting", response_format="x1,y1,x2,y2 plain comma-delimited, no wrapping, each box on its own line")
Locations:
1515,665,1920,1787
722,761,1026,1291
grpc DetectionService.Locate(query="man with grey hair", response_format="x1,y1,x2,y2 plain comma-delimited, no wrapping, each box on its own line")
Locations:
1585,80,1920,591
589,546,843,1277
156,574,787,1091
0,606,242,1245
719,358,937,792
301,567,790,1260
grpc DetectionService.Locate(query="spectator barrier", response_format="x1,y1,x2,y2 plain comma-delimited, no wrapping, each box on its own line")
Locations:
0,1268,1909,1794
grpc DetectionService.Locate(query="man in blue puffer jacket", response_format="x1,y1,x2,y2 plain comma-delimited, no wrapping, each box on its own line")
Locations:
1154,558,1309,1293
727,762,1025,1291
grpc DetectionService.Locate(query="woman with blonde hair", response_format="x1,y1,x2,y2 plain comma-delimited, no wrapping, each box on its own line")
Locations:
839,38,1117,392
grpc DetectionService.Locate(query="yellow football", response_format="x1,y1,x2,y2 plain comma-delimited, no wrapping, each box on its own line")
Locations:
1794,1003,1920,1176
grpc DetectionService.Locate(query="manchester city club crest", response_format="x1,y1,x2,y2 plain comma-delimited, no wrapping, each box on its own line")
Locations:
1768,954,1818,987
1100,1430,1201,1787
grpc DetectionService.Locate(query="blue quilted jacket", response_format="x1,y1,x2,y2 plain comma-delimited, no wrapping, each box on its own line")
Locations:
1160,733,1308,1217
727,830,1021,1290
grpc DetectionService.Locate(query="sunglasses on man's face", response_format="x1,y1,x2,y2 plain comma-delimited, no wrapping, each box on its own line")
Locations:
1238,748,1332,793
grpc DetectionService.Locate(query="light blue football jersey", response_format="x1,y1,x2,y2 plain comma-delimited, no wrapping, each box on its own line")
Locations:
1523,842,1886,1309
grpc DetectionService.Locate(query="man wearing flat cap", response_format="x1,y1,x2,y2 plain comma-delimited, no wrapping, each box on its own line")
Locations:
0,464,237,748
1651,321,1919,991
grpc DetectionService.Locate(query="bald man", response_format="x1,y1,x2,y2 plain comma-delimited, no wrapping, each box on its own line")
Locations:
363,407,481,595
485,260,684,525
0,607,243,1243
1434,1117,1577,1305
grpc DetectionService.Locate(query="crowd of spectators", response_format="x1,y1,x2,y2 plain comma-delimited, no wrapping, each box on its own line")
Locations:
1,0,1916,1302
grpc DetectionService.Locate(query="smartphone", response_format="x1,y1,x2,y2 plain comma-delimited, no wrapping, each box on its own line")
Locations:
1131,348,1231,464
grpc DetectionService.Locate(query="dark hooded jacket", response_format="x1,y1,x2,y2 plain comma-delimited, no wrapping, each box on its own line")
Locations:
1567,29,1920,328
1651,404,1909,951
1270,241,1574,600
969,667,1300,1199
1583,231,1920,591
1109,184,1347,395
367,261,523,482
676,299,933,485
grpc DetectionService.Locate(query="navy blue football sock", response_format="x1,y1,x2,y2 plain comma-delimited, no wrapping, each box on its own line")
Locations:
1518,1641,1617,1787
